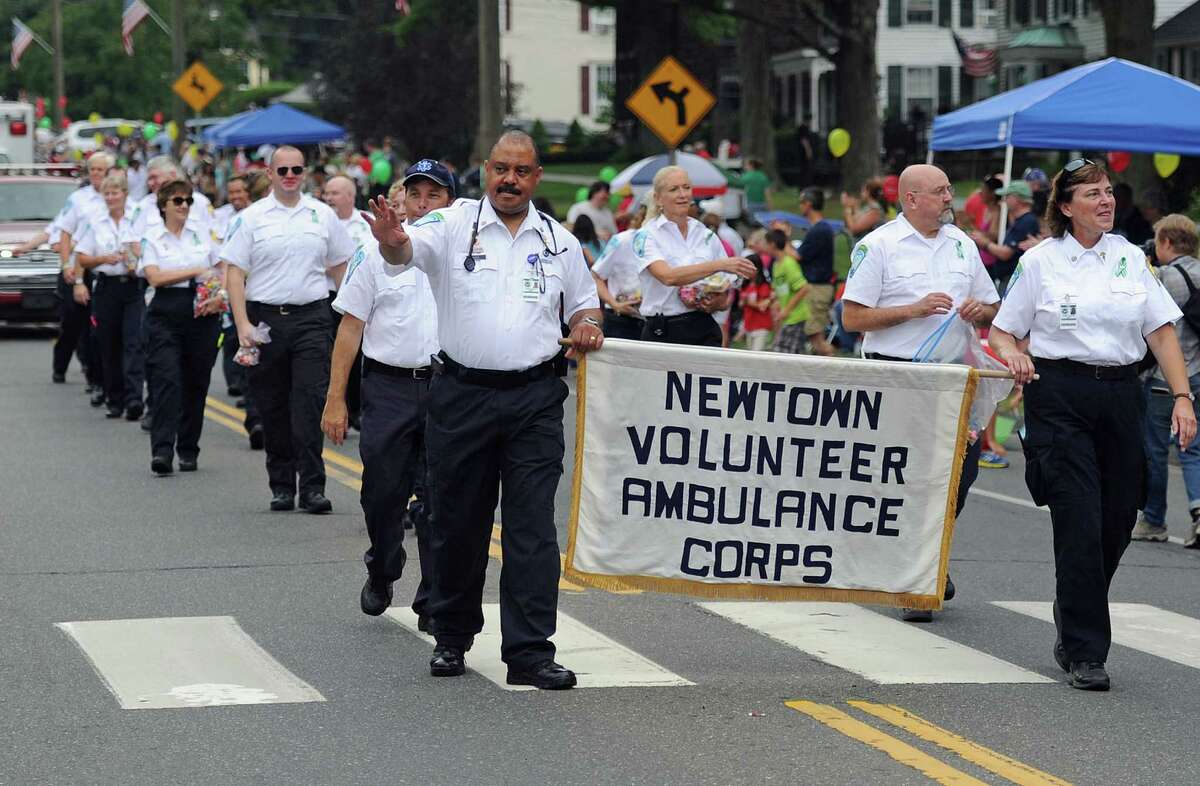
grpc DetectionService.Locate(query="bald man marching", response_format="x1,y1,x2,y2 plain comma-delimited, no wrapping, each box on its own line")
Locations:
841,164,1001,622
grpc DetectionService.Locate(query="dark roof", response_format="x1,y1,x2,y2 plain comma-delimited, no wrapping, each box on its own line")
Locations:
1157,1,1200,44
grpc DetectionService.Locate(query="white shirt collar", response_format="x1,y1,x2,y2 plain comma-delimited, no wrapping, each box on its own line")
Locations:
895,212,949,246
1059,231,1109,264
267,191,309,214
478,198,543,241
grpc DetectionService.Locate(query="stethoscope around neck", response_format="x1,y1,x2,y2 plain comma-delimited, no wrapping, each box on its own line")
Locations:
462,200,568,275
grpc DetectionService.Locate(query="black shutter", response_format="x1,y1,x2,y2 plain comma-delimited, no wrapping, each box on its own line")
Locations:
939,0,952,26
960,68,973,105
960,0,974,27
1035,0,1048,21
888,0,903,27
887,65,904,117
938,66,953,112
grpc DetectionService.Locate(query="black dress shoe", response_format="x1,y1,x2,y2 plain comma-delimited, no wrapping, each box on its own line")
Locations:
105,405,124,419
943,574,956,601
227,385,242,397
359,578,392,616
178,457,198,472
125,404,143,421
1068,661,1110,691
248,424,264,450
151,454,173,475
299,491,332,514
52,372,65,384
270,492,295,511
430,645,466,677
140,412,152,432
235,398,246,409
506,660,577,690
90,390,106,407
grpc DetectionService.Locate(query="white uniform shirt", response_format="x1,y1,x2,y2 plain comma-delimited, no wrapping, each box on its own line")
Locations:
74,212,135,277
127,190,214,246
137,224,215,290
383,198,599,371
212,203,237,243
333,211,373,292
126,166,148,202
333,231,439,369
54,185,103,239
993,232,1181,366
635,213,727,318
718,222,745,256
843,213,1000,358
220,193,355,306
591,228,644,303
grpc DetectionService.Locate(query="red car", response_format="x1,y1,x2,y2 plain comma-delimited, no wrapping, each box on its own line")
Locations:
0,167,80,323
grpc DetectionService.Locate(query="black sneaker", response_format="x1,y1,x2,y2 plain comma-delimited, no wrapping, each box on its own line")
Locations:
151,454,173,475
299,491,332,514
52,372,65,384
359,578,392,616
269,492,295,512
125,404,144,422
430,645,466,677
248,424,264,450
178,457,198,472
105,405,124,419
506,660,577,690
90,390,106,408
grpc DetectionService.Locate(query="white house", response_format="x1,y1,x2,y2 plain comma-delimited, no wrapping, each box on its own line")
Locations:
772,0,1001,132
499,0,615,131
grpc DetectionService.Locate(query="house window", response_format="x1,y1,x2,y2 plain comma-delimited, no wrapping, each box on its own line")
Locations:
593,63,615,116
589,6,615,34
907,0,935,24
906,67,935,120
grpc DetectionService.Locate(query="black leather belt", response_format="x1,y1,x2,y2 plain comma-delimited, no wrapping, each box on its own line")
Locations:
247,300,325,316
865,352,910,362
1033,357,1139,380
433,351,560,389
96,273,136,284
363,357,431,380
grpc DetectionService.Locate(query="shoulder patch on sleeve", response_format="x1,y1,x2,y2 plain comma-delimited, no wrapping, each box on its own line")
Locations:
226,216,243,239
344,246,367,283
633,229,648,257
413,211,443,227
848,242,869,278
1009,261,1023,287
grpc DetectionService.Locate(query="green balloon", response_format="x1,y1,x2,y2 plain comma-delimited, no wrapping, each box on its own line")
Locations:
370,159,393,185
599,165,618,183
143,122,159,140
118,157,128,168
575,186,589,203
38,117,51,129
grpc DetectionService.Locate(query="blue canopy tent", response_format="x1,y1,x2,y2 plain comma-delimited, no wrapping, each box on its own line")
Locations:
203,104,345,148
930,58,1200,224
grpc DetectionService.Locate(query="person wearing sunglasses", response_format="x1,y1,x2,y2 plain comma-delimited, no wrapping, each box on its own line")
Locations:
841,163,1002,624
223,146,357,514
138,180,224,475
322,159,456,628
124,156,213,258
989,159,1196,691
367,131,602,690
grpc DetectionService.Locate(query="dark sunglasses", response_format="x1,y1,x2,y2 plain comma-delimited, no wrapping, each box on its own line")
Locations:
276,165,305,177
169,196,194,207
1063,158,1095,173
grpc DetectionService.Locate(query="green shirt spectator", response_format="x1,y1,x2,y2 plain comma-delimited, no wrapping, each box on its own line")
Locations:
773,254,810,326
736,158,771,210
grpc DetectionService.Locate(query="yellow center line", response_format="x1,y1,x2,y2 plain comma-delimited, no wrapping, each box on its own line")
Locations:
785,701,989,786
847,701,1072,786
204,396,364,473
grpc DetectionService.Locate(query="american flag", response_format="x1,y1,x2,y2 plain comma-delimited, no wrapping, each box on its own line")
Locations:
122,0,151,56
396,0,411,14
11,18,34,71
952,32,996,78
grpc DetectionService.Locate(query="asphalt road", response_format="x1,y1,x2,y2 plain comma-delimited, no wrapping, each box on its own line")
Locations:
3,327,1199,786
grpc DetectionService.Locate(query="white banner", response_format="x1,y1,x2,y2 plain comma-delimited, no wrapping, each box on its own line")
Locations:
564,339,978,609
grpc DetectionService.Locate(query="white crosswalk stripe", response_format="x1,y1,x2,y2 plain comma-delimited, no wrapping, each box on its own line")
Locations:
56,616,325,709
992,601,1200,670
384,605,695,691
700,602,1055,685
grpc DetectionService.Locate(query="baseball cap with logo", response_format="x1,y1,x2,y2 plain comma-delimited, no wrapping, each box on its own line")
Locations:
402,159,456,197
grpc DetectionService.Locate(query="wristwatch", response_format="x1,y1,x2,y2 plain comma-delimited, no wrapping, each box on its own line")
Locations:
582,316,601,329
1173,391,1195,401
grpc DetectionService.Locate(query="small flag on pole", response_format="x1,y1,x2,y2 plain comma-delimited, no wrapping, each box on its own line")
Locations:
122,0,152,56
952,32,997,78
11,18,34,71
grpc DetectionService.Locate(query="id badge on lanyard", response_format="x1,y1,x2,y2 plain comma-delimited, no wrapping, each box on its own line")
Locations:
522,252,542,302
1058,293,1078,331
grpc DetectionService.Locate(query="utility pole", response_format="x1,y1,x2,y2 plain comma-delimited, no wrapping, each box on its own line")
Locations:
52,0,64,130
475,0,502,161
171,0,186,156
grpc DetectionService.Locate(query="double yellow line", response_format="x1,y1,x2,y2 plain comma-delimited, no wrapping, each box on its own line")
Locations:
787,700,1071,785
204,396,638,595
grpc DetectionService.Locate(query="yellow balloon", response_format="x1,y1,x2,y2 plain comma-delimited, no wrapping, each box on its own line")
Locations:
72,149,83,161
1154,152,1181,178
93,132,104,146
116,122,132,138
166,120,179,141
828,128,851,158
88,111,101,123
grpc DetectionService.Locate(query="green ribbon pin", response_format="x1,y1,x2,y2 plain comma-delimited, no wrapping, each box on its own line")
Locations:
1115,257,1128,278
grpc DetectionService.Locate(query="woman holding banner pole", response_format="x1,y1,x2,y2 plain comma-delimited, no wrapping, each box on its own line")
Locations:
989,158,1195,691
634,166,756,347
